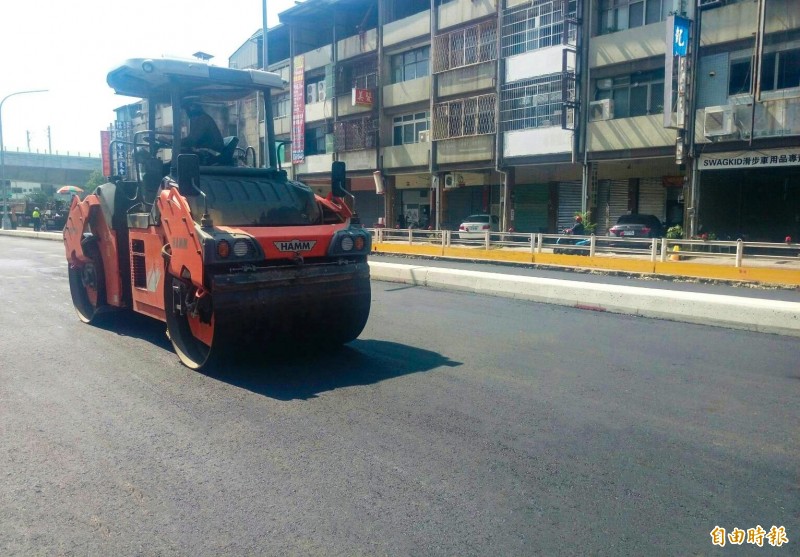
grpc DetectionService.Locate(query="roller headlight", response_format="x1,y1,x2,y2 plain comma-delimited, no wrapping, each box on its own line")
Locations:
341,236,354,251
233,239,250,257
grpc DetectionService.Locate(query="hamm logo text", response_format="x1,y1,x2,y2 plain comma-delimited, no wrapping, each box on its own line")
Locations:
274,240,316,252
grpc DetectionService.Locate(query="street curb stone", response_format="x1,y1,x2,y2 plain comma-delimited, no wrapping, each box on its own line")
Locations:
369,261,800,337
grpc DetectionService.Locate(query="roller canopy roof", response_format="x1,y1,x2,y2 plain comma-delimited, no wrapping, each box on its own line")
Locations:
107,58,286,102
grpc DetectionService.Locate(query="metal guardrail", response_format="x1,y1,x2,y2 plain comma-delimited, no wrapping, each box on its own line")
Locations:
369,228,800,269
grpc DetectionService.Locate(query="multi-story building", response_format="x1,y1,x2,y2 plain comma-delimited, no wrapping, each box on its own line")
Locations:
691,0,800,242
218,0,800,240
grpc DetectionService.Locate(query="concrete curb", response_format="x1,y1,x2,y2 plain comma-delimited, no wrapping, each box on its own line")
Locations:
369,261,800,337
0,230,62,241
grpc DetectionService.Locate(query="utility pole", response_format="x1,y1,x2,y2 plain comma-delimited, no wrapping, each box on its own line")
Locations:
26,130,31,152
47,126,52,154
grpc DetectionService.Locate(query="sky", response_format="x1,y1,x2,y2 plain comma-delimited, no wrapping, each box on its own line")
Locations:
0,0,297,157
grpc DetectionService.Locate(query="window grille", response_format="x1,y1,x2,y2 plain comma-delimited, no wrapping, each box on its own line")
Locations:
432,93,496,140
333,116,377,152
337,59,378,95
501,0,577,59
433,21,497,73
500,74,574,131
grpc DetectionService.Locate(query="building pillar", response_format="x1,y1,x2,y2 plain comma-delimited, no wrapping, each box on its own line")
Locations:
385,175,396,228
502,168,514,231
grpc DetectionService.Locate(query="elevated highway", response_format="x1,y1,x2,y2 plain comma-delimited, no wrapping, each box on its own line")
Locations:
1,150,101,187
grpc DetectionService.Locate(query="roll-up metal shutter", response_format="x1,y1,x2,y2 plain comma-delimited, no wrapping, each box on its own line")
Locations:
557,181,583,232
443,186,478,230
596,180,628,235
638,178,666,223
354,191,382,228
513,184,549,233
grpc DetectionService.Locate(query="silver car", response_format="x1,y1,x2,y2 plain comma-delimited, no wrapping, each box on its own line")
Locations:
457,214,499,239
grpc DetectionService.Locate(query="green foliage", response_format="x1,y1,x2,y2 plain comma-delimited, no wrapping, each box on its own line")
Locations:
27,192,49,209
666,225,684,239
576,211,597,234
84,170,106,193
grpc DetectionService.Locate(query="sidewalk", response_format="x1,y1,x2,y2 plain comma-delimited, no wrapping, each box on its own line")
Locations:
372,238,800,287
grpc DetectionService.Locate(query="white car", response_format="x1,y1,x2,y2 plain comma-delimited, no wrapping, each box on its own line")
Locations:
456,214,499,239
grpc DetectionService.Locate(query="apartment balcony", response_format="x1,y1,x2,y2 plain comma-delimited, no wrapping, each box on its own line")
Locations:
337,94,374,118
338,28,377,61
506,45,563,82
587,114,676,152
438,62,495,97
273,116,291,136
503,127,573,158
269,63,291,84
339,149,377,172
589,22,666,69
436,135,494,164
383,76,431,108
383,142,430,169
305,99,334,123
384,10,430,47
438,0,497,31
695,95,800,144
702,0,800,47
298,45,332,71
294,153,333,175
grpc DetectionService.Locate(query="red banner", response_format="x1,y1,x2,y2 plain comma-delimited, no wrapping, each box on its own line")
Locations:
291,56,305,164
352,88,374,107
100,130,111,177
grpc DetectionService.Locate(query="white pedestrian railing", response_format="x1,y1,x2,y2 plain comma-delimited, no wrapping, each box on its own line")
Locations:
369,228,800,269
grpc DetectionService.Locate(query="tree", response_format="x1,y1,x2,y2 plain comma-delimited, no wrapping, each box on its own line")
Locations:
84,170,106,194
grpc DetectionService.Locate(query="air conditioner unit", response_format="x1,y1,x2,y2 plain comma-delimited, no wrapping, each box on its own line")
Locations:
443,173,456,189
703,105,734,137
589,99,613,121
596,78,613,91
307,84,317,104
317,81,327,102
418,130,430,142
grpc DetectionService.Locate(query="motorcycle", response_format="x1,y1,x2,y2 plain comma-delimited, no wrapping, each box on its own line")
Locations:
553,230,590,255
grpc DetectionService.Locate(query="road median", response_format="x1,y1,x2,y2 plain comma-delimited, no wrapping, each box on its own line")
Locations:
370,261,800,337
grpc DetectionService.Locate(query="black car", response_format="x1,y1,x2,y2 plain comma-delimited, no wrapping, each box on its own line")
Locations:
608,214,664,239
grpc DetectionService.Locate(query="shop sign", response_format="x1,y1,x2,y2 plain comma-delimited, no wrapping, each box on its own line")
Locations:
352,88,373,107
100,131,111,177
699,149,800,170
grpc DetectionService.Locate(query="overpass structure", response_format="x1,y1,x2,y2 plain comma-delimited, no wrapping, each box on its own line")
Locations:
2,150,101,196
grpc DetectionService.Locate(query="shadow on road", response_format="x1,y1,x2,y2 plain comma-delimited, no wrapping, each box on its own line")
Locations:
89,312,460,400
92,310,173,351
200,339,462,401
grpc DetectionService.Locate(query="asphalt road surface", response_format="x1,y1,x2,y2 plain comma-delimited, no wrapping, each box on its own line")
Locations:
1,237,798,555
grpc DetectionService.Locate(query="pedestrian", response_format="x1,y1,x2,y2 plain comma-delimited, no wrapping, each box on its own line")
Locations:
397,213,406,229
31,207,41,232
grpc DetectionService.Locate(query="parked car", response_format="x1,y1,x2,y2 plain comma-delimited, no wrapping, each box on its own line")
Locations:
456,214,499,239
608,214,664,239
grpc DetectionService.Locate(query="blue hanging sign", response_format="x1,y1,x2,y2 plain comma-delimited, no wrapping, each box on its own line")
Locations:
672,16,691,57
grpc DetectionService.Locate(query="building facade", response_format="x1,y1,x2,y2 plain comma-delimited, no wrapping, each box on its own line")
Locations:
168,0,798,241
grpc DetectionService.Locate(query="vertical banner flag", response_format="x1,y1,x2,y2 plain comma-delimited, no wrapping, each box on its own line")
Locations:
291,55,306,164
100,131,111,177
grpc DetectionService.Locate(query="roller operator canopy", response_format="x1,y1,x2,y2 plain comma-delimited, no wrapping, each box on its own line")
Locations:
107,58,287,103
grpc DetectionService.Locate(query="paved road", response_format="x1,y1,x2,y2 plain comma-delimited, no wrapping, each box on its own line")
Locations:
1,237,798,555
